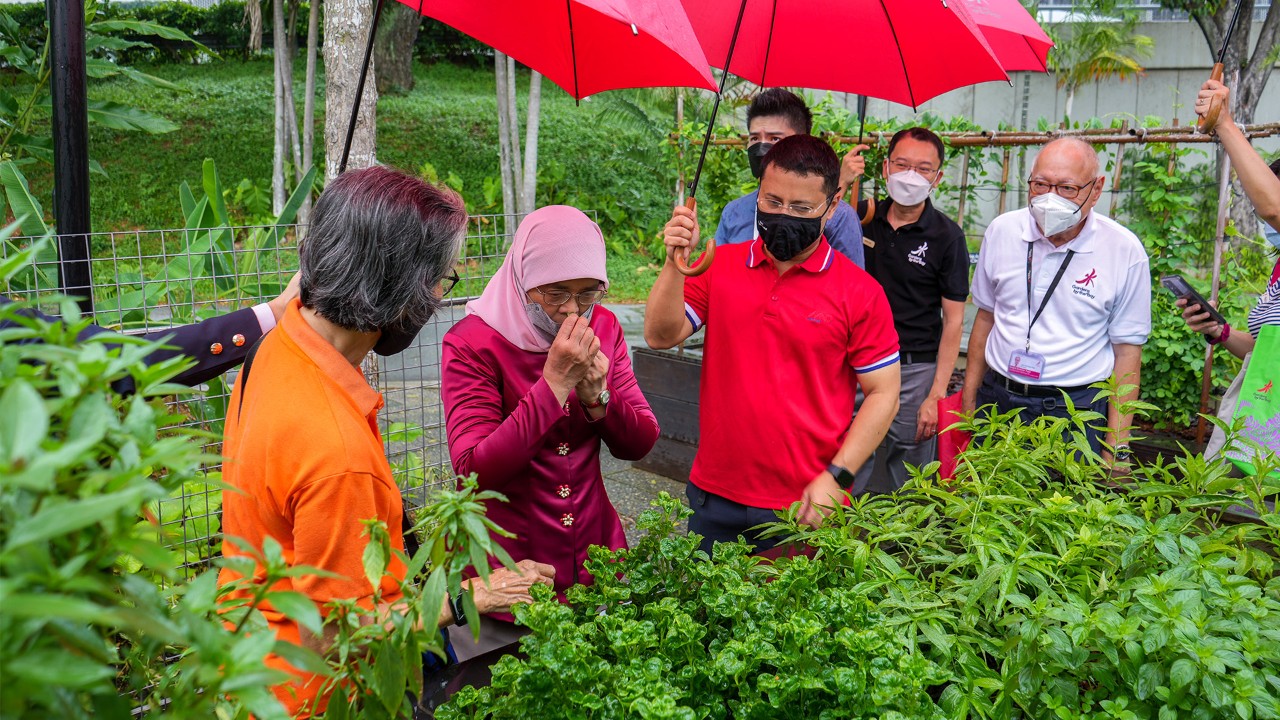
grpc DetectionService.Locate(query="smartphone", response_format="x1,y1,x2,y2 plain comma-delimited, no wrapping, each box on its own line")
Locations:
1160,275,1227,325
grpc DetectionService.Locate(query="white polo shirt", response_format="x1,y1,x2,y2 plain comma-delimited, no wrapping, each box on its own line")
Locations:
971,208,1151,387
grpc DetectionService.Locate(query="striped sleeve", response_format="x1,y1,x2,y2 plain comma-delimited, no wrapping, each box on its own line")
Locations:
847,276,901,375
1247,279,1280,339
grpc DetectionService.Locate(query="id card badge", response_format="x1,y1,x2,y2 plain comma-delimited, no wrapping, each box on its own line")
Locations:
1008,349,1047,380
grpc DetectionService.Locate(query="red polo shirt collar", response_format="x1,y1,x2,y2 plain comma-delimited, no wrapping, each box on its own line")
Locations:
745,237,837,273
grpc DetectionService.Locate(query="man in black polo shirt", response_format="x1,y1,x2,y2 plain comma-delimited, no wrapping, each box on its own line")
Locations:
856,127,970,491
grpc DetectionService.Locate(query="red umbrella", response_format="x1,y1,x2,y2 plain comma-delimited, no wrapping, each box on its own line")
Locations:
959,0,1054,72
680,0,1009,109
397,0,718,99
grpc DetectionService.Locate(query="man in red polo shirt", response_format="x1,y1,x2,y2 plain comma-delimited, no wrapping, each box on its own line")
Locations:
645,135,901,552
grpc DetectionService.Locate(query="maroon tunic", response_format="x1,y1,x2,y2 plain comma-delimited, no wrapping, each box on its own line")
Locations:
441,307,659,606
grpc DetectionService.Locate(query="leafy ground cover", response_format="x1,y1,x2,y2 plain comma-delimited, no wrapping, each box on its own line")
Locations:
441,398,1280,720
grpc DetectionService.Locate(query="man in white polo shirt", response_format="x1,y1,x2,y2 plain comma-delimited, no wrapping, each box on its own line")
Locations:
962,138,1151,460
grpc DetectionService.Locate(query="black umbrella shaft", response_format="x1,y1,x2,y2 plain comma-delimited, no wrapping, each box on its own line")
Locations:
688,0,750,200
1217,0,1245,65
339,0,388,174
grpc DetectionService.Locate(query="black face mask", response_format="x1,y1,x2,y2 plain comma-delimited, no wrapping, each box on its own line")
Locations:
747,142,774,179
756,208,825,262
374,321,426,356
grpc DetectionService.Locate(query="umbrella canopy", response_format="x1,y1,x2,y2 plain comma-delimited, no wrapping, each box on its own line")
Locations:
680,0,1010,109
959,0,1054,72
398,0,718,99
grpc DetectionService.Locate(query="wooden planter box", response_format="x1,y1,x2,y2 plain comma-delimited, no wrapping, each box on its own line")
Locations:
632,346,702,481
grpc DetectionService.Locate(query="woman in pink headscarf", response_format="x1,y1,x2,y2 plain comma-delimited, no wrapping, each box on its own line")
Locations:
441,205,660,657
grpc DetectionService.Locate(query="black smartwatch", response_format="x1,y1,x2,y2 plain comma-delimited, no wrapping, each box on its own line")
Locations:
827,463,857,490
448,593,468,627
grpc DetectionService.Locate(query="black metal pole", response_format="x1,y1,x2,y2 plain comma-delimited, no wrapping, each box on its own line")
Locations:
47,0,93,315
687,0,750,200
338,0,388,174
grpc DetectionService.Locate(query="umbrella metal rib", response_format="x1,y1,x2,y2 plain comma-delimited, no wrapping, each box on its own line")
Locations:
688,0,750,200
339,0,388,174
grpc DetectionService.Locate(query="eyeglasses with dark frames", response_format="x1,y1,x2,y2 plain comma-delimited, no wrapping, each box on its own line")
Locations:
532,285,608,307
1027,177,1098,201
441,270,461,296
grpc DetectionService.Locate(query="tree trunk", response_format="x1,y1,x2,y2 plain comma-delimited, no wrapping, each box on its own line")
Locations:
374,1,420,95
495,51,516,234
324,0,378,180
272,0,288,214
299,0,319,231
283,0,302,186
245,0,263,54
518,71,542,217
506,55,522,192
1064,86,1075,122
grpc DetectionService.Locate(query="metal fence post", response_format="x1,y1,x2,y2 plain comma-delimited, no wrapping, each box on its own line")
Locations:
47,0,94,315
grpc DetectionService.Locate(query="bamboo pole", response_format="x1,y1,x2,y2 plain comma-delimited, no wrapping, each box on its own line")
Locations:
1108,122,1128,216
997,146,1012,216
956,148,971,225
673,122,1280,149
1196,151,1233,445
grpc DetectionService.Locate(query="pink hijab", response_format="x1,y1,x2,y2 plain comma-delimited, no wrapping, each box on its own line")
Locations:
466,205,610,352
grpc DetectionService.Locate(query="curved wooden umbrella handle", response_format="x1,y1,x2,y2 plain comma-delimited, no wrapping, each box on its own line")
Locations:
1196,63,1226,133
847,179,876,226
674,196,714,277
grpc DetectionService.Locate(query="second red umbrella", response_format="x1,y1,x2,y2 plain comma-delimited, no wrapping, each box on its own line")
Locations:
398,0,718,99
681,0,1009,110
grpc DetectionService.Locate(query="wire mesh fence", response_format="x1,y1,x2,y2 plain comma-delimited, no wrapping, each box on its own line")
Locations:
1,213,518,577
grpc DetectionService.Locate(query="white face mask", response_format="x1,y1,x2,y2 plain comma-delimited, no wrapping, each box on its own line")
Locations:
1029,192,1087,237
886,169,935,207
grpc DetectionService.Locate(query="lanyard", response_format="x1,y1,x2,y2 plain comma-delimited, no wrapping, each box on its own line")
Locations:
1025,244,1075,351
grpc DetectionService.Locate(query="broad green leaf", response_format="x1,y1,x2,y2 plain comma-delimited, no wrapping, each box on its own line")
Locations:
0,593,121,625
6,649,117,687
88,19,203,45
0,378,47,465
266,590,323,636
6,486,147,551
0,160,48,235
87,100,178,133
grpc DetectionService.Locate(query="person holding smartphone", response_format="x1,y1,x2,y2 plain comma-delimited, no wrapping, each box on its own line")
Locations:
1181,79,1280,357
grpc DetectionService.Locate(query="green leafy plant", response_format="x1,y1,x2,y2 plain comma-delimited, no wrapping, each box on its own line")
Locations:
0,234,309,719
440,492,949,720
0,0,208,168
441,389,1280,719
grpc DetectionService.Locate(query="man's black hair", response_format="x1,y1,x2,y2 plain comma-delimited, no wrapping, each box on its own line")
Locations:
761,134,840,197
747,88,812,136
887,127,946,165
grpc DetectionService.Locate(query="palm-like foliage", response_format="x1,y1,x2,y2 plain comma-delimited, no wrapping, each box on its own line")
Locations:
1048,17,1154,119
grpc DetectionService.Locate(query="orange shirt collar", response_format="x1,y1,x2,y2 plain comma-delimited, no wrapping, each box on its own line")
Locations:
280,299,383,418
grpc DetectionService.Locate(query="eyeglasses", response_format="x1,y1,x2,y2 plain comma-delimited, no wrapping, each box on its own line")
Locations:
887,159,940,178
1028,177,1098,201
532,286,607,307
756,194,835,219
441,270,460,296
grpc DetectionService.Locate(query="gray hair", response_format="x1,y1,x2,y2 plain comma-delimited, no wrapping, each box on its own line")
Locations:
300,166,466,333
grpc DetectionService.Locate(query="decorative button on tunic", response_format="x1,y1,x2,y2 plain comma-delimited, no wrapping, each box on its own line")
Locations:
441,309,660,617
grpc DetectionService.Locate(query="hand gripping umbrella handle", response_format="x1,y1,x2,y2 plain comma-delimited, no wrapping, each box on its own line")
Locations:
674,197,715,276
1196,64,1226,133
846,180,876,227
